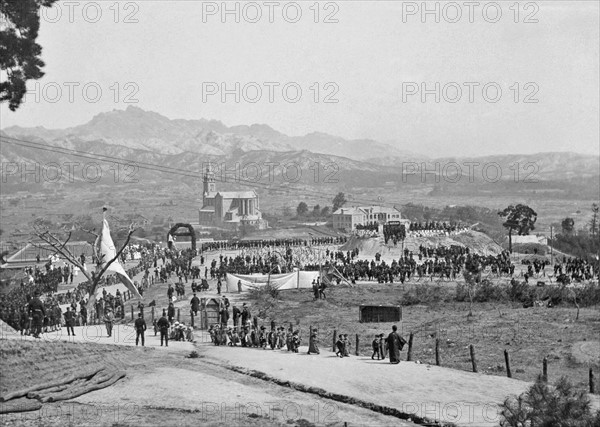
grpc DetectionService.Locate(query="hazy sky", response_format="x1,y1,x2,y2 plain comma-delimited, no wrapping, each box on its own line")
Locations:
1,0,598,157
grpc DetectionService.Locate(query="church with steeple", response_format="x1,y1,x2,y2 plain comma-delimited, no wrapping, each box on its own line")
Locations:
199,167,267,229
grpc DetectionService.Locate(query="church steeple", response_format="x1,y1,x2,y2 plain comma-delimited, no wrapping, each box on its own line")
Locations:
203,166,216,195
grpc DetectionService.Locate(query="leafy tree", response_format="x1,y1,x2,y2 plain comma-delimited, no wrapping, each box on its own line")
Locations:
1,0,58,111
498,204,538,253
561,217,575,235
312,204,321,217
500,375,600,427
296,202,308,216
320,206,330,217
332,192,347,212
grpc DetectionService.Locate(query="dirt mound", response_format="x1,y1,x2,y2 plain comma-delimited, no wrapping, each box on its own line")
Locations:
340,231,503,258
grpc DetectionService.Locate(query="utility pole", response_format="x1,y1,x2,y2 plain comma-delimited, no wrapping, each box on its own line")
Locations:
550,226,553,263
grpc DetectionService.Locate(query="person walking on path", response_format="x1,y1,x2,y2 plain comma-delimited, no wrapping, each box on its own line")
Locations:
386,325,406,364
307,328,320,354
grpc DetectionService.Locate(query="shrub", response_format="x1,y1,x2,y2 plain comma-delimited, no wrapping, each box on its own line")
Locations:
508,279,532,303
248,283,280,300
455,283,469,302
500,375,600,426
474,279,507,302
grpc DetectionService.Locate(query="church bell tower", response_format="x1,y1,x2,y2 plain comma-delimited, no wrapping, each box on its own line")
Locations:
203,166,216,196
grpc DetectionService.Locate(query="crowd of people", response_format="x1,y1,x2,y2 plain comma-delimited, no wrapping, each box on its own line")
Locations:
0,241,165,334
200,236,347,253
300,245,515,284
553,256,599,282
406,221,470,238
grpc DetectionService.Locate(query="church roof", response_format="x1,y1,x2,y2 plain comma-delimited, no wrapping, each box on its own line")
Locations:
217,191,257,199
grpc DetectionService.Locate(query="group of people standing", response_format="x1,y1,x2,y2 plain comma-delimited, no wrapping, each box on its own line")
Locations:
208,322,317,355
371,326,407,363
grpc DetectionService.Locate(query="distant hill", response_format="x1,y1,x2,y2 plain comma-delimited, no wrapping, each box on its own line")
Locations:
1,107,598,200
3,106,418,161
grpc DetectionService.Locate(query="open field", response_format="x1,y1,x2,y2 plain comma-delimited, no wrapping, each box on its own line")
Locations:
243,283,600,394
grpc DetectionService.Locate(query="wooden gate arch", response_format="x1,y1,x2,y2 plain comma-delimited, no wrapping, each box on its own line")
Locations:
168,223,197,251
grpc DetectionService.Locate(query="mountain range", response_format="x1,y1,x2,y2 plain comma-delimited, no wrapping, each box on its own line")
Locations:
1,106,598,199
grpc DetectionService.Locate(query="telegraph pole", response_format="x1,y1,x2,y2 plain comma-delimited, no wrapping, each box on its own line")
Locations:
550,226,553,264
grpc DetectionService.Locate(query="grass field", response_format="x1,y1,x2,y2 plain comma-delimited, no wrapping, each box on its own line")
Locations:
244,283,600,395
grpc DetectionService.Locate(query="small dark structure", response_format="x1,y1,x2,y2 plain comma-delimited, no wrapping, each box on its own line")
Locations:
359,305,402,323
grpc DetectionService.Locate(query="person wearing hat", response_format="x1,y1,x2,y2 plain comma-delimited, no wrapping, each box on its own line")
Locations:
170,321,178,340
335,334,345,358
27,291,45,338
291,330,301,353
386,325,406,364
134,312,147,346
103,307,114,337
241,303,250,326
259,326,267,348
307,328,319,354
371,334,381,360
167,302,175,325
190,293,200,316
157,310,170,346
63,307,75,337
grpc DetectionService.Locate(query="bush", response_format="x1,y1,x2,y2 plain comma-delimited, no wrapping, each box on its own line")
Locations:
500,375,600,426
247,284,280,300
508,279,532,303
455,283,469,302
474,279,507,302
402,285,453,305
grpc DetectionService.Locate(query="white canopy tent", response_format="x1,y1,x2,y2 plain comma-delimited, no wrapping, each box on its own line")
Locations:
225,270,320,292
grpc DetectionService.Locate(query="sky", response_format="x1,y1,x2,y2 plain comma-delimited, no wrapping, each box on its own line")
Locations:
1,0,599,157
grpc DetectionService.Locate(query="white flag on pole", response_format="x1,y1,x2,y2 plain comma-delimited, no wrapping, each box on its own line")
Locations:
99,218,142,299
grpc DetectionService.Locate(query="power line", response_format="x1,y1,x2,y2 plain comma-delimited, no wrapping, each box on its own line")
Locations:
0,134,340,200
1,134,404,207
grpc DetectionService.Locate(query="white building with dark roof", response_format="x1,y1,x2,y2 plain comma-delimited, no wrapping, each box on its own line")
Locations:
332,205,407,231
199,168,267,229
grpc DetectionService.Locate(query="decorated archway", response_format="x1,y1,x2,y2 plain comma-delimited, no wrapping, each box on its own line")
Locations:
167,223,197,252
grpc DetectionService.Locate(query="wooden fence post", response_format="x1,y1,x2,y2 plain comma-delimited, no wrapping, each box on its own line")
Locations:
542,357,548,382
355,334,359,356
190,310,194,327
177,309,180,322
333,329,337,352
435,338,441,366
151,307,155,323
469,344,478,373
130,305,134,320
504,349,512,378
590,368,595,394
407,332,414,361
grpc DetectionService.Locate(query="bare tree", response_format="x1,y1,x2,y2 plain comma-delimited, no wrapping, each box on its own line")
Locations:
30,222,137,320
